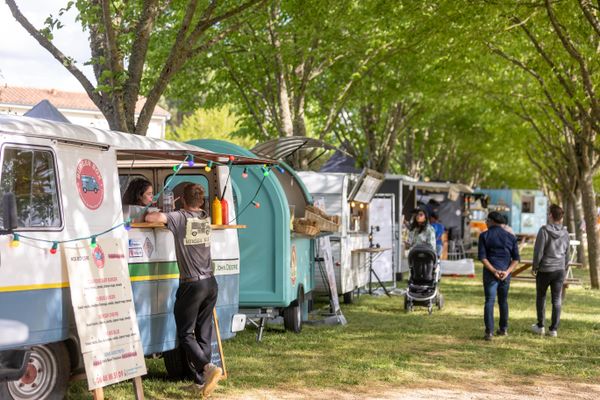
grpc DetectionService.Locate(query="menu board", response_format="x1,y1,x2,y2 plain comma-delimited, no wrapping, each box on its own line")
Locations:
64,238,147,390
348,169,384,203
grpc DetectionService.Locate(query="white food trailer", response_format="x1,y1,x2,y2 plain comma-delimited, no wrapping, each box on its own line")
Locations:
298,169,383,303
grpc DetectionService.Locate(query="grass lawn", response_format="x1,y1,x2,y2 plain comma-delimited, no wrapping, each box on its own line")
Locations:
67,263,600,399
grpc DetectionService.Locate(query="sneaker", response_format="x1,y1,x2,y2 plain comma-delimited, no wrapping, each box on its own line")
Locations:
202,363,223,398
484,332,493,341
188,383,204,393
496,329,508,336
548,330,558,337
531,323,545,335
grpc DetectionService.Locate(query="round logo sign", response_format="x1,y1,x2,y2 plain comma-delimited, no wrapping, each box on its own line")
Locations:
93,245,105,269
76,159,104,210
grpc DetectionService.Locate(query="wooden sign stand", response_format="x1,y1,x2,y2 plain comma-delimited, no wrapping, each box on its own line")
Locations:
213,308,227,378
92,376,144,400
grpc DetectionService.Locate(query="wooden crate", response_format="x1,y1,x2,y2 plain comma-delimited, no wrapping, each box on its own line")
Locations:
305,209,340,232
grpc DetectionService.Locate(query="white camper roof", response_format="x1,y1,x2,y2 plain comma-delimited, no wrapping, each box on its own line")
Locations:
0,115,273,165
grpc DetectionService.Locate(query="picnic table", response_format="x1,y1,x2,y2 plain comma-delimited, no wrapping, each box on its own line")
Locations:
511,259,582,299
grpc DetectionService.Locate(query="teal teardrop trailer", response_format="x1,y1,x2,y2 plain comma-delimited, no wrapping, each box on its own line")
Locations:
188,140,315,334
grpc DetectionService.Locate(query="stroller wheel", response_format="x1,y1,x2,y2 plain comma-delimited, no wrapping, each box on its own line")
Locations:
403,295,409,311
428,305,433,315
437,294,444,310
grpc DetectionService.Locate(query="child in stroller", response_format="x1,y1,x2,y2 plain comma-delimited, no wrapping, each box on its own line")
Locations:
404,243,444,314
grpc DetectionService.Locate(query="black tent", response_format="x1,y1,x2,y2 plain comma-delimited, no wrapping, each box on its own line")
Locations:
24,100,70,123
319,149,360,173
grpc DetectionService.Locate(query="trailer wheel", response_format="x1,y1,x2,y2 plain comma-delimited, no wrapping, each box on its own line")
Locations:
0,342,70,400
283,288,304,333
163,346,194,380
343,290,354,304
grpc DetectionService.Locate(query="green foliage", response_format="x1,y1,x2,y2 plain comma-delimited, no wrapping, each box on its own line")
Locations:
167,106,256,149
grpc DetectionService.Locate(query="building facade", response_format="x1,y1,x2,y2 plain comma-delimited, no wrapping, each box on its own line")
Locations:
0,86,170,138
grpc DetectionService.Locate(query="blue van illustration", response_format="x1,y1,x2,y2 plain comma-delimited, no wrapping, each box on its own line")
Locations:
81,175,100,193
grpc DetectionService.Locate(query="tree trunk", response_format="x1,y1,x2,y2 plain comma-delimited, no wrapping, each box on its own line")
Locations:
573,192,588,268
579,173,600,288
563,191,574,233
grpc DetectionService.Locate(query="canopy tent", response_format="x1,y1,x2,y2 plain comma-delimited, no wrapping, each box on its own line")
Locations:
24,100,70,123
319,148,360,173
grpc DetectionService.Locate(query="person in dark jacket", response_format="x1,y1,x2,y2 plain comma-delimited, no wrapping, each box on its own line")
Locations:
531,204,570,337
478,211,520,341
145,183,223,396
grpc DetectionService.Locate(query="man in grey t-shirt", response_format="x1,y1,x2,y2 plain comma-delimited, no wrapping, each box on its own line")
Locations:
146,183,223,396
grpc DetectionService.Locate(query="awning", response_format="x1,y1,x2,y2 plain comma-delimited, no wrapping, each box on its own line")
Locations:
252,137,343,160
408,181,474,194
116,149,275,166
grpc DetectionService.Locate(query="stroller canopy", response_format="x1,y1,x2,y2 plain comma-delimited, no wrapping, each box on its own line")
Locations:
408,244,437,265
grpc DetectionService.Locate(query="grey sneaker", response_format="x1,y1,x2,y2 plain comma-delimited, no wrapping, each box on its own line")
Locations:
484,332,493,341
202,363,223,398
531,323,545,335
548,330,558,337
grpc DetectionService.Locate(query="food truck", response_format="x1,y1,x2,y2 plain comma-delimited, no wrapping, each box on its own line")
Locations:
188,139,315,334
0,115,271,398
298,170,384,303
375,176,475,277
475,189,548,236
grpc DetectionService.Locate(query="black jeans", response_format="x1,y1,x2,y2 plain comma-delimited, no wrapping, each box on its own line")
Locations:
536,270,565,331
174,276,218,384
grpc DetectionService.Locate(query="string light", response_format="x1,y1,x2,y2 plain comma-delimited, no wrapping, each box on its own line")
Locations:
5,154,272,253
359,203,364,209
10,233,19,248
276,165,285,174
172,163,183,172
350,202,356,208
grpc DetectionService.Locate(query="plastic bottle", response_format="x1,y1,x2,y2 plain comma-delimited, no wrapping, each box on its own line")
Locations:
163,188,174,213
220,197,229,226
211,196,222,225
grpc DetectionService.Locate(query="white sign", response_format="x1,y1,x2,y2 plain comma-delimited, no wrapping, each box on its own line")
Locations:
318,236,343,318
64,238,147,390
212,259,240,276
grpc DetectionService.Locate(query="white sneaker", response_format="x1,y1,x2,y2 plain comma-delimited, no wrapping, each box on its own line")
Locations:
548,330,558,337
531,323,545,335
202,363,223,398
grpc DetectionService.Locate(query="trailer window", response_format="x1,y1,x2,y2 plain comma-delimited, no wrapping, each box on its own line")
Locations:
164,174,210,214
0,147,61,228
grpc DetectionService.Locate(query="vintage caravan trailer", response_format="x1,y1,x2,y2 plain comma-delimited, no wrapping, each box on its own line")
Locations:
298,170,383,303
189,140,315,334
0,115,271,398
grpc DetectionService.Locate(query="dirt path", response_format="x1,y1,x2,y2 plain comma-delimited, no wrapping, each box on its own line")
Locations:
213,378,600,399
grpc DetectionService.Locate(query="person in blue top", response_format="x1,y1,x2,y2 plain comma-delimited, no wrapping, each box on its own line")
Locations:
430,212,445,257
478,211,520,341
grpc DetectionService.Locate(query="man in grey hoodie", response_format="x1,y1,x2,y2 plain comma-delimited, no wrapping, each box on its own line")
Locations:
531,204,570,337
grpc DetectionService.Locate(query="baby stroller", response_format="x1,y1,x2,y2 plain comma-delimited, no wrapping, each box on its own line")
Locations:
404,243,444,314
